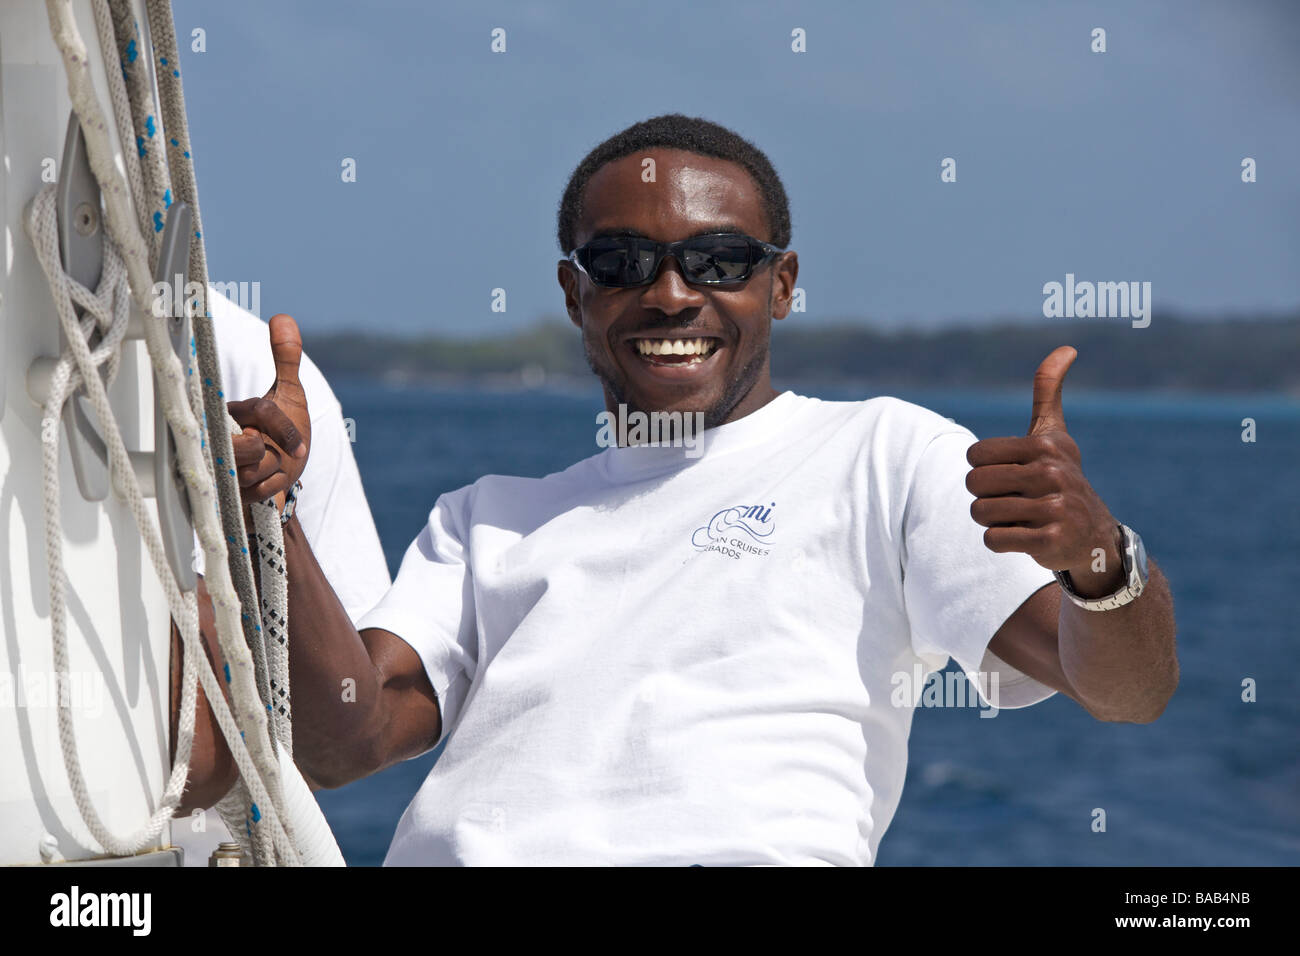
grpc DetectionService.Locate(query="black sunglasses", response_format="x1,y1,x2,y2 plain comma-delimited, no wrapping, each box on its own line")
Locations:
567,232,784,288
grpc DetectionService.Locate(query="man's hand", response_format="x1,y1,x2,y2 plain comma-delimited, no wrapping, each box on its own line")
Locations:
975,346,1179,722
228,314,311,514
965,346,1125,598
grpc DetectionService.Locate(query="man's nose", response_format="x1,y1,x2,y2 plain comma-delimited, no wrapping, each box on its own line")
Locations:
638,254,705,315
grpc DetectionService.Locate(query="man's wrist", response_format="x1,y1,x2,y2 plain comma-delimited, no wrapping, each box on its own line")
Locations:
1060,523,1126,599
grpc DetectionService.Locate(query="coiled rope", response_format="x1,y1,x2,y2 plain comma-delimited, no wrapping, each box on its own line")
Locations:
35,0,336,864
25,180,299,862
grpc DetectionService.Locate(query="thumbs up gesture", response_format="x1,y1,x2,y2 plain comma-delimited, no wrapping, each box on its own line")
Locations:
965,347,1124,594
227,313,312,511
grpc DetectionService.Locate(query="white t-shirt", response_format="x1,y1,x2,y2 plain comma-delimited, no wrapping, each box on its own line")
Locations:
192,289,391,623
359,390,1057,866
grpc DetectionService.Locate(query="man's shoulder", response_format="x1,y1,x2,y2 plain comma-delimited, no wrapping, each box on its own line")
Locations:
437,454,599,517
485,455,599,497
785,391,972,447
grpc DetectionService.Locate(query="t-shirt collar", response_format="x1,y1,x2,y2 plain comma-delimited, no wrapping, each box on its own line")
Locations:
597,390,802,482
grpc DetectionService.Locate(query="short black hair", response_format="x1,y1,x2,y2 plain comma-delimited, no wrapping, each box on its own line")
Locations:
556,113,791,255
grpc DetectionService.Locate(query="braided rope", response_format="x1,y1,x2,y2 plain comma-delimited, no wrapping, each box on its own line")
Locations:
144,0,293,859
144,0,281,757
110,0,304,861
26,188,190,855
102,0,288,865
253,502,293,753
43,0,300,865
25,187,305,860
101,0,209,468
90,0,145,249
105,0,171,265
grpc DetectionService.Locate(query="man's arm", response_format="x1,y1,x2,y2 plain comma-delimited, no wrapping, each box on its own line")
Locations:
174,314,440,812
988,561,1178,723
173,523,441,815
280,512,442,788
968,346,1179,724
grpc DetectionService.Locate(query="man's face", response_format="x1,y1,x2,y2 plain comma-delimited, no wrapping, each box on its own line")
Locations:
558,149,798,429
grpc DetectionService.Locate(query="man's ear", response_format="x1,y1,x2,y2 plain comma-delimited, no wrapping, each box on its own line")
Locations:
557,261,582,329
770,251,799,321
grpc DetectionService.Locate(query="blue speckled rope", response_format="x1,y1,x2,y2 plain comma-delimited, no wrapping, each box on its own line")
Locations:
44,0,301,866
104,0,210,490
108,0,290,864
142,0,277,723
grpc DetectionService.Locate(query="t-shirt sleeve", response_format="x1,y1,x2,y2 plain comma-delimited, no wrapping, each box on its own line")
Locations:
900,426,1058,710
200,291,391,625
355,487,478,750
290,359,393,625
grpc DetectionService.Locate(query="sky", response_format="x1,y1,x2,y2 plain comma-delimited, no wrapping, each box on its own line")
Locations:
168,0,1300,338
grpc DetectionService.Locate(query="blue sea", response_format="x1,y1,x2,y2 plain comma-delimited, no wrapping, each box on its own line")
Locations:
313,379,1300,866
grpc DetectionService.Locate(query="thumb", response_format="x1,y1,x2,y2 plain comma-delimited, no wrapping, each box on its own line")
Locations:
1028,345,1076,436
266,313,304,394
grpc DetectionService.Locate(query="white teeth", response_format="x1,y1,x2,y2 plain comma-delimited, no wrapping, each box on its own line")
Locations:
634,338,718,358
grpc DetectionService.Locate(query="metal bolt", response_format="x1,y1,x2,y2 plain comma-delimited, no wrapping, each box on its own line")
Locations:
209,841,246,867
73,201,98,237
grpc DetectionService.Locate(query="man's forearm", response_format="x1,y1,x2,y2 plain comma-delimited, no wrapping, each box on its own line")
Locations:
281,514,386,787
1058,558,1179,723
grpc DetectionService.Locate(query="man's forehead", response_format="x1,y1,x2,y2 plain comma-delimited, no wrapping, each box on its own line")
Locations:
578,149,767,242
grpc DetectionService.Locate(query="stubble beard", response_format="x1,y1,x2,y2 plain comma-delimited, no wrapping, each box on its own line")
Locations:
582,323,771,432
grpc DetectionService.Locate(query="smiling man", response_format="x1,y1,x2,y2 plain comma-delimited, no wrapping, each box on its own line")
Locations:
201,113,1179,866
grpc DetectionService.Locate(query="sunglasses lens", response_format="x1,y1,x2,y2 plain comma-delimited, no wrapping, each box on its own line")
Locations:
680,237,754,282
576,235,767,286
583,238,658,285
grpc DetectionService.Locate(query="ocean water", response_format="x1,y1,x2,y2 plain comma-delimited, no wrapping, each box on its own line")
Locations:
313,379,1300,866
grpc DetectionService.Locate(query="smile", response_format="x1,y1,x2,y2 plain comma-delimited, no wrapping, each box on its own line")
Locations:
630,337,720,366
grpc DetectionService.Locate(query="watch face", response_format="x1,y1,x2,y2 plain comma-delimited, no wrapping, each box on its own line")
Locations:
1131,531,1149,581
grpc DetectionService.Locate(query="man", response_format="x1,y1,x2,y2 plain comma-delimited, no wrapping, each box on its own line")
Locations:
202,114,1178,865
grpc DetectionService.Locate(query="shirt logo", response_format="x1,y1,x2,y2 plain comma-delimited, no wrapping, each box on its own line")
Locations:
691,503,775,559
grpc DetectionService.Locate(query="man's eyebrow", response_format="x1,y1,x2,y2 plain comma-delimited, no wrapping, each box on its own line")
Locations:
585,223,755,242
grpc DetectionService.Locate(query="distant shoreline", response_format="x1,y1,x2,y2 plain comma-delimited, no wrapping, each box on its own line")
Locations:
329,376,1300,409
305,314,1300,396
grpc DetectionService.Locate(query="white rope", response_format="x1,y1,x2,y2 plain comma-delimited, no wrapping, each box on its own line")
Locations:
26,192,193,853
104,0,171,266
90,0,145,248
96,0,207,440
253,501,293,753
23,188,306,858
49,0,337,866
144,0,281,729
42,0,302,864
143,0,308,861
143,0,297,860
98,0,270,862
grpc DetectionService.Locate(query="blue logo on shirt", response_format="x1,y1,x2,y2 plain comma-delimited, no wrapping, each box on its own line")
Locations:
691,503,776,558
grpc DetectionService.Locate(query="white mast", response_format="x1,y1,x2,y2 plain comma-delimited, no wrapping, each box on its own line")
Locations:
0,0,174,866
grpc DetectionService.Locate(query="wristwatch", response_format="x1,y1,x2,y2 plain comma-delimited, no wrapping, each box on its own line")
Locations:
1054,523,1148,611
280,480,303,525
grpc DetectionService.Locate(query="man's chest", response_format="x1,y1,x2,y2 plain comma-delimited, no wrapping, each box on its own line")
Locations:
462,457,911,684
